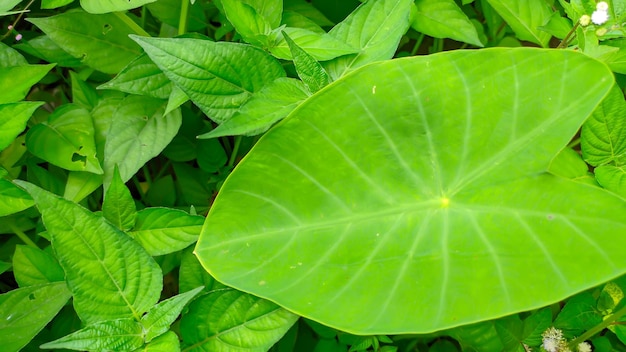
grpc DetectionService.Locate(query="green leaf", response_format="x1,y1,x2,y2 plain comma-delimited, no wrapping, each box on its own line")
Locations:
0,178,34,216
324,0,412,79
15,181,162,325
553,292,602,335
63,171,103,203
284,0,334,26
269,27,359,61
522,308,552,345
70,71,99,110
141,286,204,342
12,245,65,286
131,36,285,123
0,0,21,13
146,0,207,31
220,0,281,46
136,331,180,352
25,104,104,174
40,318,144,351
129,207,204,256
485,0,552,47
98,53,173,99
0,102,42,152
548,148,590,181
179,247,217,294
180,289,299,351
41,0,74,9
0,282,72,352
581,84,626,167
283,31,330,93
28,10,143,74
494,316,523,351
14,35,82,68
595,165,626,198
0,42,27,66
0,64,55,104
198,77,309,138
103,166,137,231
80,0,157,14
103,96,181,188
195,48,623,334
411,0,484,47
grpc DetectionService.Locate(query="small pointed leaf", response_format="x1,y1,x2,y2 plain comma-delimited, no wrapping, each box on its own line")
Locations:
485,0,552,47
0,178,34,216
40,318,144,351
141,286,204,342
283,31,330,93
0,102,43,151
411,0,484,47
103,166,137,231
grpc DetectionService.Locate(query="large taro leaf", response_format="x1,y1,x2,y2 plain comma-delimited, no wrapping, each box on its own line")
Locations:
195,48,625,334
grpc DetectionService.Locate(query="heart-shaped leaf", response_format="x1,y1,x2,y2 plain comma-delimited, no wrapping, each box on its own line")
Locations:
195,48,626,334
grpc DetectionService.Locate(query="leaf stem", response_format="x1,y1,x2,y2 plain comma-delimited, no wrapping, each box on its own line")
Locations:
228,136,242,167
411,33,425,55
569,304,626,348
9,221,39,248
557,21,580,49
178,0,190,36
113,11,150,37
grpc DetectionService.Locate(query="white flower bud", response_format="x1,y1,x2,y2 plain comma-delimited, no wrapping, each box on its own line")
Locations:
580,14,591,26
597,1,609,11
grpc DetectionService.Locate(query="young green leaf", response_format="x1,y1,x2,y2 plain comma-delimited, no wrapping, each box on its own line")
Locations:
220,0,282,47
129,207,204,256
269,27,359,61
324,0,412,79
179,247,218,293
283,31,330,93
12,245,65,286
594,165,626,198
198,77,309,139
581,84,626,167
0,64,55,104
485,0,552,47
139,331,181,352
40,318,144,351
411,0,484,47
180,289,299,351
25,104,104,174
98,53,173,100
15,181,163,325
79,0,156,14
141,286,204,342
103,166,137,231
195,48,623,334
0,282,72,352
63,171,103,203
103,96,181,189
0,178,34,216
131,36,285,123
28,10,143,74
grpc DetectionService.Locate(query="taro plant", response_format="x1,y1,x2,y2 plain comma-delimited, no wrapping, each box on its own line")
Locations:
3,0,626,351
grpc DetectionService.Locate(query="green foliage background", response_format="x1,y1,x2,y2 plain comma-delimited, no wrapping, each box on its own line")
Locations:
2,0,626,351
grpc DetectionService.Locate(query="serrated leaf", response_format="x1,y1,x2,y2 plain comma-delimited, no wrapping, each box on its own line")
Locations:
141,286,204,342
131,36,285,123
180,289,299,351
411,0,483,47
270,27,359,61
324,0,412,79
25,104,103,174
0,178,34,216
485,0,552,47
199,77,309,138
103,96,181,189
0,282,72,352
103,166,137,231
15,181,162,325
98,53,173,99
581,84,626,167
80,0,156,14
40,318,144,351
195,48,624,334
283,31,330,93
0,64,55,104
12,245,64,286
129,207,204,256
28,10,143,74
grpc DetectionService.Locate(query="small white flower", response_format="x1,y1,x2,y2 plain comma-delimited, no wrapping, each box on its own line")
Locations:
543,337,560,352
542,327,564,340
577,342,592,352
596,1,609,11
580,14,591,26
591,9,610,25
